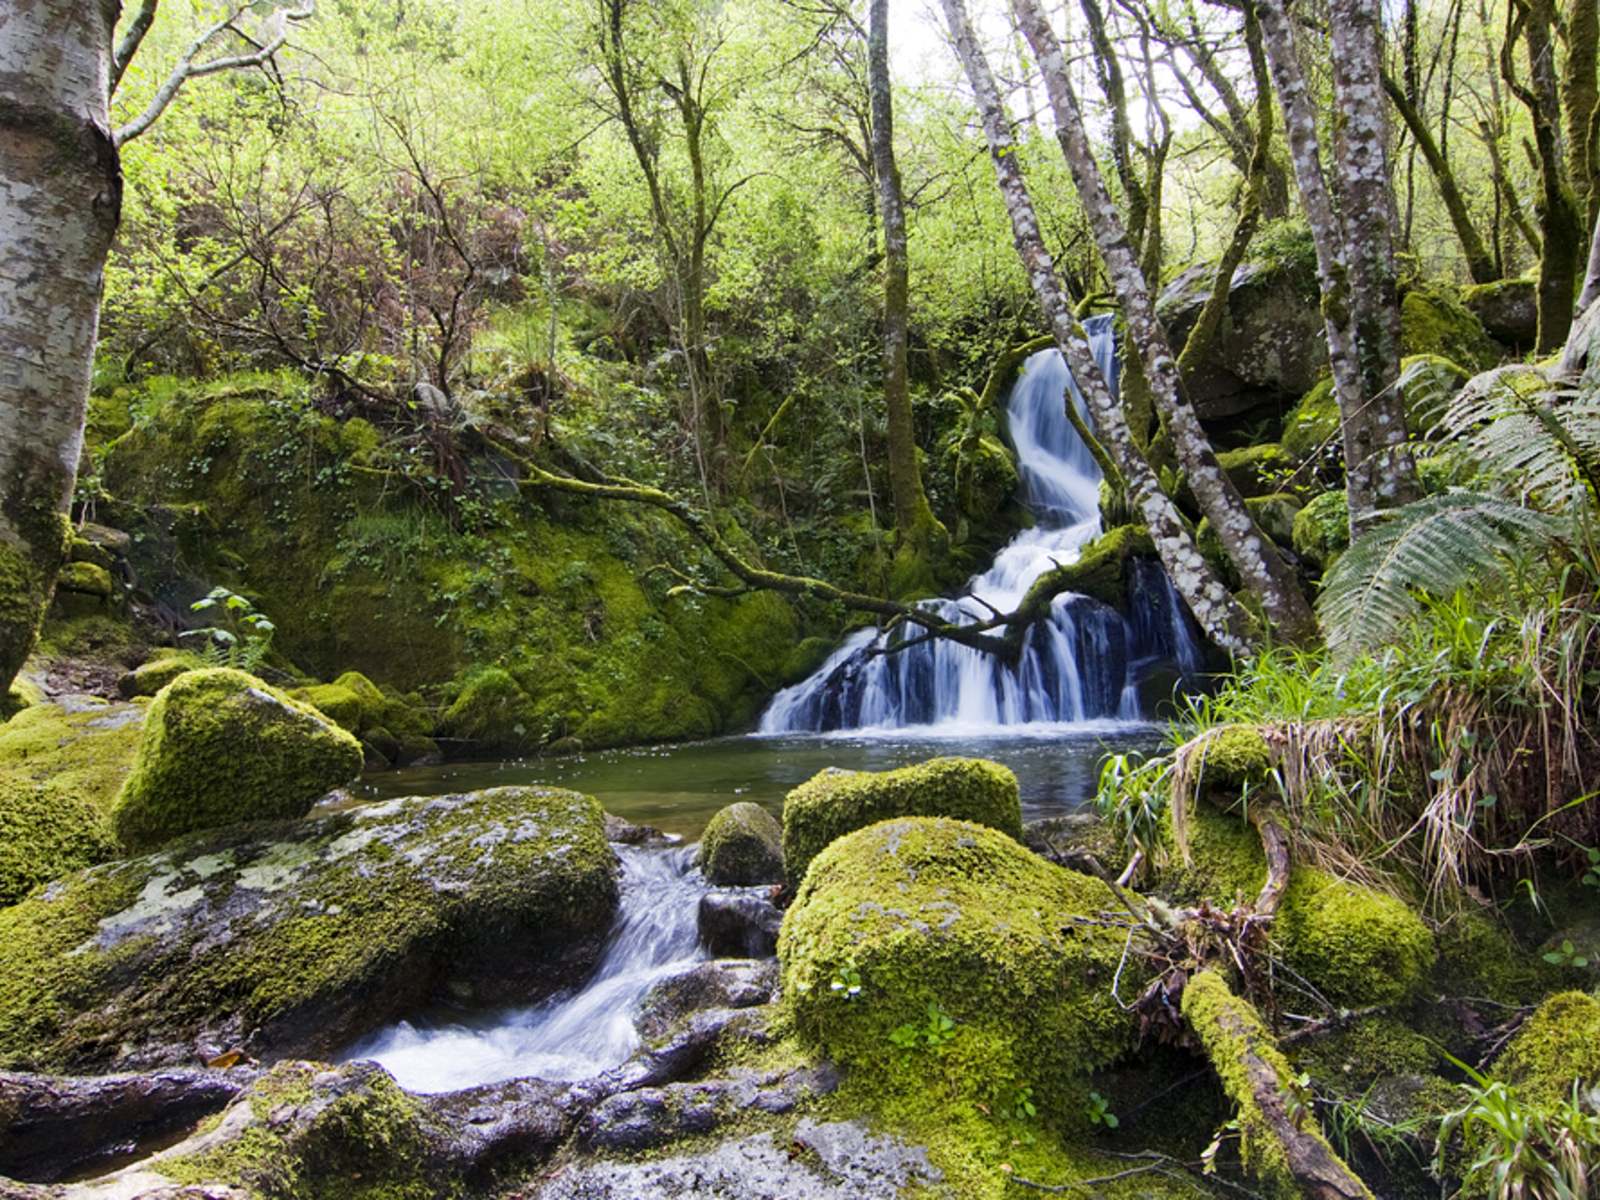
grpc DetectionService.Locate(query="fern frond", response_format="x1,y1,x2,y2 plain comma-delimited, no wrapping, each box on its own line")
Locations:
1440,369,1600,508
1318,491,1566,658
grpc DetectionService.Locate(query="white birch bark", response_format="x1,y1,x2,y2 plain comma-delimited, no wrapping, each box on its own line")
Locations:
939,0,1258,657
0,0,123,692
1010,0,1316,645
1256,0,1418,533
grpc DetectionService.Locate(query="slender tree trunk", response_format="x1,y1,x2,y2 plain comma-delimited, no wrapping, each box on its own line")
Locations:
1011,0,1316,644
868,0,943,564
1257,0,1420,535
1579,210,1600,313
1327,0,1419,513
1562,0,1598,228
0,0,123,696
1382,72,1498,283
939,0,1259,658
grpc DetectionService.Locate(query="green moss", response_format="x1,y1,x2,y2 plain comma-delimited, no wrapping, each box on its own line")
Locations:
1180,969,1366,1200
1289,1015,1436,1086
0,513,71,691
293,682,364,730
0,773,119,907
439,667,536,752
1276,869,1436,1007
1401,285,1497,371
0,698,146,812
0,785,617,1071
1291,490,1350,571
55,560,113,598
699,800,784,886
1045,524,1154,609
1491,991,1600,1106
780,818,1143,1118
1282,377,1338,463
1192,725,1275,794
782,756,1022,887
779,637,836,687
113,668,363,850
1433,910,1552,1005
68,536,114,571
1160,802,1268,905
1215,444,1297,499
121,655,200,698
162,1062,447,1200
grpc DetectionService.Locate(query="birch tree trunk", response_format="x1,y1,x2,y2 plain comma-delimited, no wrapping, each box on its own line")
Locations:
868,0,944,567
939,0,1259,658
1010,0,1316,646
1256,0,1419,534
0,0,123,695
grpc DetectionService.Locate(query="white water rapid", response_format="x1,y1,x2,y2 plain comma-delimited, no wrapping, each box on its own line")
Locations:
347,844,708,1094
760,316,1204,734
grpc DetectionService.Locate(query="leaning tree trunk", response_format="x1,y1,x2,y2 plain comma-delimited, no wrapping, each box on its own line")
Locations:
868,0,945,568
1257,0,1419,535
0,0,123,696
939,0,1259,658
1010,0,1317,646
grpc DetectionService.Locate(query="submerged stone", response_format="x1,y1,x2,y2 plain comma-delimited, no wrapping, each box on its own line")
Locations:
0,785,619,1072
112,668,364,850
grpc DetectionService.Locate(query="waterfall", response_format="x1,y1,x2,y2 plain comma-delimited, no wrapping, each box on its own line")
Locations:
760,317,1204,734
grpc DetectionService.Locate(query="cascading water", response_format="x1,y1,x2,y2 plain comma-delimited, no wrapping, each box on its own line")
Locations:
347,844,708,1094
760,316,1203,733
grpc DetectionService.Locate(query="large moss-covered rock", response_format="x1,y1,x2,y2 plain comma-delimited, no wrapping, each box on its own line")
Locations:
782,757,1021,887
294,669,438,767
699,801,784,886
1275,869,1436,1007
1401,285,1497,371
779,818,1139,1107
0,785,618,1071
113,668,363,849
0,700,146,906
1460,278,1539,350
1157,227,1327,420
1490,991,1600,1106
440,666,539,752
1215,444,1298,499
117,653,200,699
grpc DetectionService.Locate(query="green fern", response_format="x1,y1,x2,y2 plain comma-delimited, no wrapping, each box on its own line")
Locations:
1439,372,1600,508
1318,491,1565,658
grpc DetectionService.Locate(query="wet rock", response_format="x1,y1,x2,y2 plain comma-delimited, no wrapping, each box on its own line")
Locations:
1021,812,1126,875
579,1065,839,1152
603,812,676,846
698,801,783,886
0,787,619,1072
637,959,778,1041
540,1118,939,1199
0,1068,250,1184
697,889,783,958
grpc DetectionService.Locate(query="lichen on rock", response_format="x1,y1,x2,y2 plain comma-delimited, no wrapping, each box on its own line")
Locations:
0,785,619,1071
781,756,1021,886
112,667,364,850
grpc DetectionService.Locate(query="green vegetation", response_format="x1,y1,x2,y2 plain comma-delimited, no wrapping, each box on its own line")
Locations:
781,757,1022,886
698,800,785,886
112,668,364,850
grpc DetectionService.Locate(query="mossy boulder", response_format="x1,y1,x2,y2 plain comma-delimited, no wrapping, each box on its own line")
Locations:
117,653,200,699
0,773,119,908
699,801,784,886
0,785,618,1071
55,559,113,599
1275,869,1436,1007
1281,377,1338,463
1215,444,1297,499
779,818,1140,1108
1490,991,1600,1106
112,668,364,850
293,670,436,765
780,636,837,687
440,666,538,753
1461,277,1538,349
1291,490,1350,571
1401,284,1497,371
782,757,1022,887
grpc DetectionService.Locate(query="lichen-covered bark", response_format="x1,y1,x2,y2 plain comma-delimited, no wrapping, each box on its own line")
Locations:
1010,0,1315,645
868,0,943,561
0,0,123,694
939,0,1258,657
1257,0,1419,533
1327,0,1420,515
